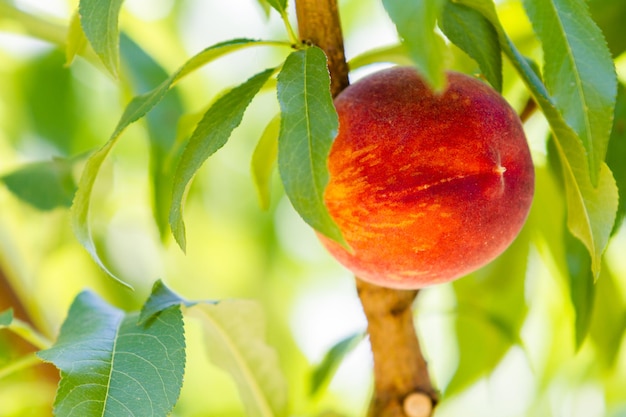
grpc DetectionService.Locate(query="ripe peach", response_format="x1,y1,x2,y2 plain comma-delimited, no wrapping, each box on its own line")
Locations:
317,67,534,289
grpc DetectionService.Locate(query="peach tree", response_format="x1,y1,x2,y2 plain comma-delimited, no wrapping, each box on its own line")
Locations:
0,0,625,416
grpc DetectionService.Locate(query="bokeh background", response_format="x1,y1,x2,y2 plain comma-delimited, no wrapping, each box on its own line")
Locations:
1,0,626,416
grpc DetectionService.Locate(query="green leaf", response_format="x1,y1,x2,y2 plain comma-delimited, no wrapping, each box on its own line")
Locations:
78,0,124,77
72,39,274,284
382,0,446,90
170,67,276,251
38,291,186,417
277,47,344,244
564,228,595,348
113,38,275,143
523,0,617,187
589,263,626,369
2,159,77,211
348,44,412,70
189,300,288,417
0,309,13,327
252,115,280,210
264,0,287,14
558,154,617,280
456,0,618,278
440,1,502,91
72,139,132,288
588,0,626,57
66,10,88,66
447,225,530,395
22,50,79,155
255,0,272,18
606,83,626,234
139,279,196,325
310,332,365,396
120,34,185,240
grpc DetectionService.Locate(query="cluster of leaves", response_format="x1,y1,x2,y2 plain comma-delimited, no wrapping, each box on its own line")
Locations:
376,0,626,398
64,0,349,290
1,0,626,415
1,0,352,415
1,281,289,417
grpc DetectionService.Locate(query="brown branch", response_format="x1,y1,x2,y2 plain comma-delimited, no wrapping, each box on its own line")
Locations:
0,267,59,383
294,0,349,97
519,97,537,123
357,279,438,417
293,2,438,415
0,267,33,326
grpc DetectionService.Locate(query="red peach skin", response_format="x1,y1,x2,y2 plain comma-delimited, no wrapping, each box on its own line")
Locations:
317,67,534,289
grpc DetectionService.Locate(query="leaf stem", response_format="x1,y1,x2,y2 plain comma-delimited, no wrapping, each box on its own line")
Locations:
0,2,67,45
0,353,41,381
0,2,101,66
280,10,300,46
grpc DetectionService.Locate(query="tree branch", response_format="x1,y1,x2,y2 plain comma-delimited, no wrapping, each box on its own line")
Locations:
294,0,349,98
357,279,438,417
293,1,439,415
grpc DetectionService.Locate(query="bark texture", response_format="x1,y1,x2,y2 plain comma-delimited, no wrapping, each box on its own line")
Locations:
295,0,349,97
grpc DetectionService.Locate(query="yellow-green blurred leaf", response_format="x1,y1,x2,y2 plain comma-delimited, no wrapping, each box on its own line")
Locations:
65,11,87,66
78,0,124,77
382,0,447,90
190,300,288,417
251,115,280,210
2,159,76,211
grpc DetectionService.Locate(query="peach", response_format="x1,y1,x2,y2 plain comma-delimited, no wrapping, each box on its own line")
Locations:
317,67,534,289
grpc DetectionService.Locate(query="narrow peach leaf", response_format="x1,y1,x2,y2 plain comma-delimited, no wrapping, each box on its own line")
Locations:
277,47,344,244
170,68,276,251
523,0,617,186
65,10,88,66
382,0,447,90
440,1,502,91
78,0,123,77
264,0,287,14
310,332,365,396
605,83,626,233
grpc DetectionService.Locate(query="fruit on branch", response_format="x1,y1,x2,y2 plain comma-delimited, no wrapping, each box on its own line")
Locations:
317,67,534,289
